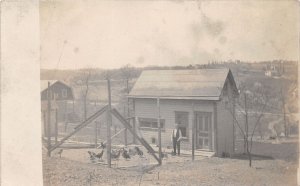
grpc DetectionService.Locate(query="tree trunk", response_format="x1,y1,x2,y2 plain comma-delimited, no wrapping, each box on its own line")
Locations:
244,93,252,167
243,136,246,154
84,96,87,121
248,149,252,167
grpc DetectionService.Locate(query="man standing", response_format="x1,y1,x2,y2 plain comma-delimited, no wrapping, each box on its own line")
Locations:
171,124,182,156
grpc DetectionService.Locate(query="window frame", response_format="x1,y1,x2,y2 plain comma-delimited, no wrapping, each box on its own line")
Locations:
62,88,68,98
138,117,165,132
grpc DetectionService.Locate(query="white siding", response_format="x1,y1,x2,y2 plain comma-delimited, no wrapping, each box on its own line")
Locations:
134,98,214,150
216,79,236,157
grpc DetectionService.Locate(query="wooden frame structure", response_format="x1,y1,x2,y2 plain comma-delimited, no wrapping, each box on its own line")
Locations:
44,78,162,167
46,103,161,166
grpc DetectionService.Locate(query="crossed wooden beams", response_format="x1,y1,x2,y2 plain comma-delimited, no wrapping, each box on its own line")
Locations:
47,105,160,165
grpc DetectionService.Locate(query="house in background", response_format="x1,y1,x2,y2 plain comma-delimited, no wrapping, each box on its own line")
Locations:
264,63,283,77
41,80,74,101
41,80,75,136
128,69,239,157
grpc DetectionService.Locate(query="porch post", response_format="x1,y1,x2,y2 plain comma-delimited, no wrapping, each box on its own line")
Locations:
157,97,162,165
192,102,195,160
213,102,218,154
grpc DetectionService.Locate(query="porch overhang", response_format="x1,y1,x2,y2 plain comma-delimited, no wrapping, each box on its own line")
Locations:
127,95,220,101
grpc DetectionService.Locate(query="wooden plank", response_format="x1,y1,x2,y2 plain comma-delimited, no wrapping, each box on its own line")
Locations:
96,128,126,148
107,78,112,168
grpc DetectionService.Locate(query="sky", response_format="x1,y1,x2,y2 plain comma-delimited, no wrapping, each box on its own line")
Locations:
40,0,299,69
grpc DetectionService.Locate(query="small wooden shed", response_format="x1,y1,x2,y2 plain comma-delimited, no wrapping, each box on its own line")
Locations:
40,80,74,101
128,69,239,157
40,80,75,136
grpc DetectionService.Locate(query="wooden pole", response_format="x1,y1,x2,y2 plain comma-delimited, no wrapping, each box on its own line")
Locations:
95,121,98,147
124,105,127,146
47,82,52,157
192,103,195,160
55,108,58,144
157,97,162,165
106,78,112,168
43,111,46,137
125,78,129,146
132,98,136,144
232,98,236,153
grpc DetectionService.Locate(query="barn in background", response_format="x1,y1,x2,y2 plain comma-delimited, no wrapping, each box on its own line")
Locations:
41,80,75,136
128,69,239,157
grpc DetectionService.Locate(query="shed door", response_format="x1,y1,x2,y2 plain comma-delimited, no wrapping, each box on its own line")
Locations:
195,112,212,150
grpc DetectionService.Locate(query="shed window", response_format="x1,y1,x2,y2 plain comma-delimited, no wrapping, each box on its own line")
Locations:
175,111,189,138
139,118,165,131
62,89,68,98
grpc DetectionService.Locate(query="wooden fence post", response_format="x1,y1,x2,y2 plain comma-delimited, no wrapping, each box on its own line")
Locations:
55,108,58,144
106,78,112,168
47,82,52,157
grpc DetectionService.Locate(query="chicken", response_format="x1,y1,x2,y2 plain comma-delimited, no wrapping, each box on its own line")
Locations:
134,146,143,157
57,149,63,158
160,152,168,159
95,150,104,160
100,142,106,149
122,148,130,160
88,151,97,160
111,149,121,160
128,148,137,156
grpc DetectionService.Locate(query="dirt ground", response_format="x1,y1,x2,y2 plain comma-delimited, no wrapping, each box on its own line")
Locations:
43,139,298,186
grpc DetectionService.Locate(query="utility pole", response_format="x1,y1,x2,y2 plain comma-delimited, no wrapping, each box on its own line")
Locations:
47,82,52,157
106,77,112,168
157,97,162,165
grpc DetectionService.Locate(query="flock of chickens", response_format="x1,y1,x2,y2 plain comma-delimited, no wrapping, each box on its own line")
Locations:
87,142,145,162
55,142,168,164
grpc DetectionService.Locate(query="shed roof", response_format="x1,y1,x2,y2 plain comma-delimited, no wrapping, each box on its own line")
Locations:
129,69,238,100
40,80,70,92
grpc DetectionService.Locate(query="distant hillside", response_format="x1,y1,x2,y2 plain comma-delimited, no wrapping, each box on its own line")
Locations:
41,60,298,112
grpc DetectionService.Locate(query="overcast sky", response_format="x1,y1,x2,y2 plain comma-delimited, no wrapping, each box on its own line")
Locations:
40,0,298,69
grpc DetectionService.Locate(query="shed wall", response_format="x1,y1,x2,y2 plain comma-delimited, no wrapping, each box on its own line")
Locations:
216,99,234,156
134,98,214,150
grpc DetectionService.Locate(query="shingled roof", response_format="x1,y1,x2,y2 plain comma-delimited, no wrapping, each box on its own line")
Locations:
40,80,59,92
129,69,238,100
40,80,72,93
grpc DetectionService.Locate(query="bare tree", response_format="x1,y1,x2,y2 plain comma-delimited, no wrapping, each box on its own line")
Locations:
79,69,91,121
120,64,136,115
228,83,268,167
120,64,135,145
120,64,134,95
280,88,288,137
